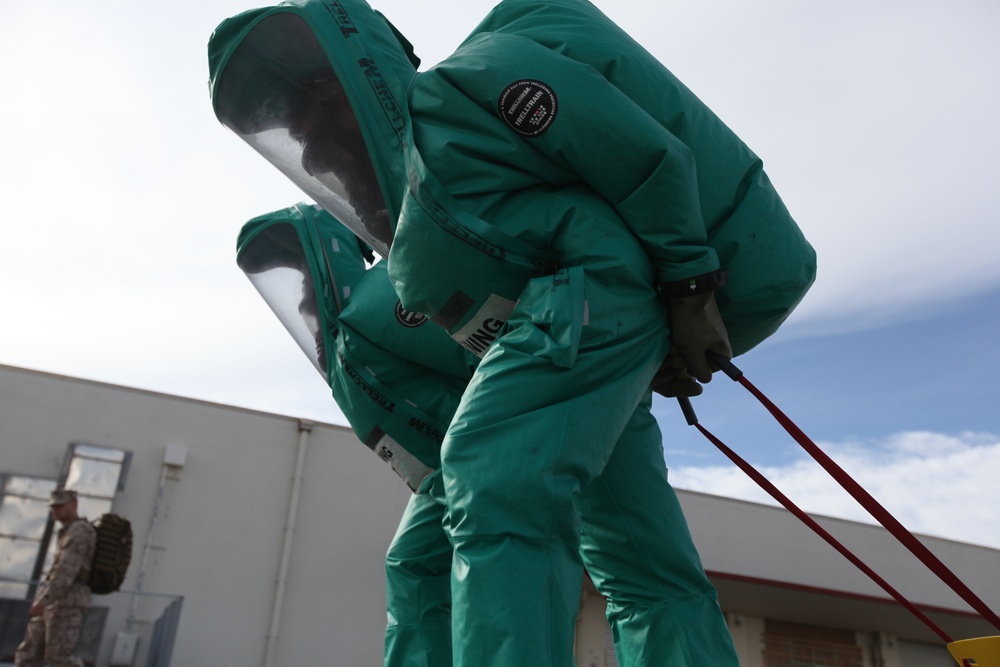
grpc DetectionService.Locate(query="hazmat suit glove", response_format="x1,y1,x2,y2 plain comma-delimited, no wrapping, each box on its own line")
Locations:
651,359,704,397
652,290,732,398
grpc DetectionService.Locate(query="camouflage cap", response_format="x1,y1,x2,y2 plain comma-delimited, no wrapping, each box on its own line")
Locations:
48,489,78,506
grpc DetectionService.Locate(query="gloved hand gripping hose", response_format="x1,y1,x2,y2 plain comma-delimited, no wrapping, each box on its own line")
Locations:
678,354,1000,663
652,290,732,398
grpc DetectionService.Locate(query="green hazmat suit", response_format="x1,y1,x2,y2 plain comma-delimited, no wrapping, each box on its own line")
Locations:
210,0,816,664
237,202,473,491
238,204,742,667
238,204,463,662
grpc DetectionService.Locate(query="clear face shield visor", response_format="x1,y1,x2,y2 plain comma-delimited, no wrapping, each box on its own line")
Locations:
237,222,330,376
214,12,392,258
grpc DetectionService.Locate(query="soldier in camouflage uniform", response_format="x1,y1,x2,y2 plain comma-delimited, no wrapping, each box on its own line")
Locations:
15,489,97,667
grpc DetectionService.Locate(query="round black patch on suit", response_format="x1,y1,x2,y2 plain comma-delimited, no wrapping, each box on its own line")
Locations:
498,80,558,137
395,302,428,328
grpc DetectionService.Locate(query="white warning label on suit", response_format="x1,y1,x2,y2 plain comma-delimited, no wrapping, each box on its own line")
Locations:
452,293,517,357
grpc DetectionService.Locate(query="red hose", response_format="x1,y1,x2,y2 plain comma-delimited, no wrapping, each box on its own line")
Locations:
692,419,953,643
734,372,1000,633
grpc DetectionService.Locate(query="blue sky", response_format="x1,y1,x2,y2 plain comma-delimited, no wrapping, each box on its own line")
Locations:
2,0,999,551
657,285,1000,548
657,284,1000,469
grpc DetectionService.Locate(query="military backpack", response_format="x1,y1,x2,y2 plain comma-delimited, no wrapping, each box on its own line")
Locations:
87,513,133,595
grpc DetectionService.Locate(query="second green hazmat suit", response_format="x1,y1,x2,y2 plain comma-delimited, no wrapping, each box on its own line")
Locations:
238,203,739,667
237,202,474,491
237,203,462,665
210,0,816,664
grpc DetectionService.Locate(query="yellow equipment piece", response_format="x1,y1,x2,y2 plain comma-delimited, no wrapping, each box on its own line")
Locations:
949,636,1000,667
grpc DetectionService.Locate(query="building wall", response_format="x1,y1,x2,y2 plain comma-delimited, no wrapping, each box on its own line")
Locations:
678,489,1000,646
0,364,411,667
3,363,998,667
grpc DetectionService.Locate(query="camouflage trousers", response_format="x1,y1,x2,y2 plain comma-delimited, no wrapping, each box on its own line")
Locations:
14,605,86,667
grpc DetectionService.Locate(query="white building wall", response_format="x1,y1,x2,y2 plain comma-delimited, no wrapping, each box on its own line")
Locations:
676,489,1000,611
4,363,999,667
725,613,765,667
677,490,1000,661
0,364,411,667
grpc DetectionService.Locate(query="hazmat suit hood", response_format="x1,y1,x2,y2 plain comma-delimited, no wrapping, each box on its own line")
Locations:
209,0,419,258
237,203,477,492
237,202,370,379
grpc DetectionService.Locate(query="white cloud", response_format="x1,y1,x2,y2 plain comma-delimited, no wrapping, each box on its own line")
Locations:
670,431,1000,549
613,0,1000,335
2,0,999,428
